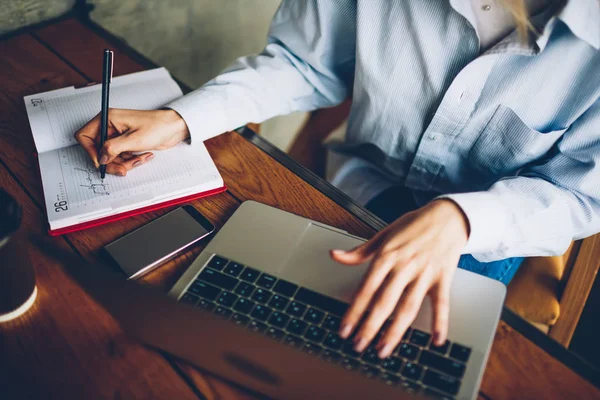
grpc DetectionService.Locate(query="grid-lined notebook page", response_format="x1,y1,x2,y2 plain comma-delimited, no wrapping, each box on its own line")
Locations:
38,142,222,230
25,68,182,153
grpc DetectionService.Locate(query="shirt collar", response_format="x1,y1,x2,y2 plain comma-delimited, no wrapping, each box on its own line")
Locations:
522,0,600,53
550,0,600,50
451,0,600,55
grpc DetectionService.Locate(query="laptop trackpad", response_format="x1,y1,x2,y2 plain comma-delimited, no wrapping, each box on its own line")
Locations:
278,224,370,304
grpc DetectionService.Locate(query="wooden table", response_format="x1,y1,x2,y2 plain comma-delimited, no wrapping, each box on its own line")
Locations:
1,16,599,400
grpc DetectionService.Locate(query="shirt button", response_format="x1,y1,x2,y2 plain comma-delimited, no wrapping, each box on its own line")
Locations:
429,134,440,141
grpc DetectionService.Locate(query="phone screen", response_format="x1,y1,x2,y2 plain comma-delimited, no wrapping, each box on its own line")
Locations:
104,206,214,279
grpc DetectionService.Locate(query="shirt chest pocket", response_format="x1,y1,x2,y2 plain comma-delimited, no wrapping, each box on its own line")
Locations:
468,105,567,176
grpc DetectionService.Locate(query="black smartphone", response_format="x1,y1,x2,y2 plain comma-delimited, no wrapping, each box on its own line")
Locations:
103,205,215,279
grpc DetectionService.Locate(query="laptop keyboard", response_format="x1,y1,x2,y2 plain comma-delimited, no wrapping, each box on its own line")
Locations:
179,255,472,399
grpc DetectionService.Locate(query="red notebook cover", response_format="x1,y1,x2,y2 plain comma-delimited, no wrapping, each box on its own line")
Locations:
48,185,226,236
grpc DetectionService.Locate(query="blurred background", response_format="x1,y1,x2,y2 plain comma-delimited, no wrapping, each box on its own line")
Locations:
1,0,310,151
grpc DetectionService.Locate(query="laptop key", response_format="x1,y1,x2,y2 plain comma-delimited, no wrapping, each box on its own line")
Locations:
214,306,232,318
322,314,341,332
381,373,401,386
217,291,238,308
410,329,431,347
419,350,466,378
301,342,323,356
304,325,326,343
342,341,361,358
360,365,381,379
449,343,472,363
286,301,307,318
231,313,250,326
240,267,260,283
273,279,298,297
180,292,199,306
321,350,342,364
283,334,304,349
224,262,244,277
323,332,344,350
397,343,419,361
234,282,255,297
362,347,382,366
250,305,272,321
189,281,221,300
233,297,255,314
199,269,237,291
399,380,422,394
295,288,349,317
248,320,267,333
429,340,450,355
401,362,424,381
251,288,272,304
268,294,290,310
287,318,308,335
266,327,286,341
381,356,403,373
196,299,216,312
207,255,228,271
304,307,325,325
422,369,461,396
268,311,290,328
341,357,361,371
256,273,277,289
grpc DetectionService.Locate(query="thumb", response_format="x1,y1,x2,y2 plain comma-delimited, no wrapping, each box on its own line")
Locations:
330,243,374,266
99,134,133,165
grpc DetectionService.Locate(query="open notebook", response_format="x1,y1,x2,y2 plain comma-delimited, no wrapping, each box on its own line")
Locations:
24,68,225,236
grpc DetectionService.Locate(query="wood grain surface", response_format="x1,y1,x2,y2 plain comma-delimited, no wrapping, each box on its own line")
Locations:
551,234,600,347
0,16,597,400
0,163,200,400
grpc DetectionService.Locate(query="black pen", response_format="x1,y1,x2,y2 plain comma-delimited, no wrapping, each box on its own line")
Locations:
99,49,114,180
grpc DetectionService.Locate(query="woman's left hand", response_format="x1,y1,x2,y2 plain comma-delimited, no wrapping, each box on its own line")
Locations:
330,199,469,359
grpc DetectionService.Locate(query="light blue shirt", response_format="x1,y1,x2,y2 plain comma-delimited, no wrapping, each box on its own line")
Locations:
168,0,600,262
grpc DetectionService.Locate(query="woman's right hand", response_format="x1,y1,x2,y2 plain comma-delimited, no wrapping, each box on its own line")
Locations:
74,108,190,176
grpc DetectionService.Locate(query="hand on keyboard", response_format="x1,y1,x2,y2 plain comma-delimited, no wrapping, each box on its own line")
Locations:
330,199,469,359
181,254,472,398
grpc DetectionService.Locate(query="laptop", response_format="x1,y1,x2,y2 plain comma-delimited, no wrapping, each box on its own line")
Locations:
61,201,506,400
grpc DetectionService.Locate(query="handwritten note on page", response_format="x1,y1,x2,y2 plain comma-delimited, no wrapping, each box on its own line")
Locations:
24,68,224,232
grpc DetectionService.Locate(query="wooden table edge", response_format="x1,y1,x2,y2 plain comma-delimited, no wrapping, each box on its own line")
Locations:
8,10,599,391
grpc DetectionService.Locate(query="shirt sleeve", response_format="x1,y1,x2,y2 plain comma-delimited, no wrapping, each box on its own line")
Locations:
438,98,600,262
166,0,356,143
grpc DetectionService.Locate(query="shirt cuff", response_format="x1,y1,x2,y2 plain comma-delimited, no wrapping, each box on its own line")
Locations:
165,88,230,143
434,191,510,260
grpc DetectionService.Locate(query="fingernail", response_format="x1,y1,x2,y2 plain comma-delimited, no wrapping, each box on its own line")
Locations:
331,249,346,255
340,324,353,338
354,338,367,352
434,333,445,346
116,171,125,177
146,154,155,161
378,343,393,359
133,160,141,168
100,155,108,164
94,161,100,169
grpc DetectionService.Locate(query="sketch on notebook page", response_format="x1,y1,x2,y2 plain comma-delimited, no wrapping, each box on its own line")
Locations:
74,167,110,196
